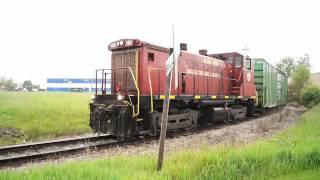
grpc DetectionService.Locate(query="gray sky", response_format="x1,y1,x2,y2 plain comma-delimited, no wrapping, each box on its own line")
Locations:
0,0,319,86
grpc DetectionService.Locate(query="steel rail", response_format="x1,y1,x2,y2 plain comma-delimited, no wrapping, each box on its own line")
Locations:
0,134,118,168
0,134,110,155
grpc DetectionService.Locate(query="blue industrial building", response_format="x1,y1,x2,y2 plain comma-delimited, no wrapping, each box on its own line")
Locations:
47,78,110,92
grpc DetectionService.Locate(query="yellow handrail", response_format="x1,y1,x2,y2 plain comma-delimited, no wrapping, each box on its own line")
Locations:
148,68,154,112
95,67,140,117
127,67,140,117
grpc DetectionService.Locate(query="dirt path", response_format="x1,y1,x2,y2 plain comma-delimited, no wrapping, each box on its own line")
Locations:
9,104,307,169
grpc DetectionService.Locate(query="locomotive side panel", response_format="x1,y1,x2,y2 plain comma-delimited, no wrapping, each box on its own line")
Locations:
175,51,227,96
139,46,169,96
144,49,229,97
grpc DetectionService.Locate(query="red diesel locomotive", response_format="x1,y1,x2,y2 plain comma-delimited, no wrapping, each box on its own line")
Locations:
89,39,257,138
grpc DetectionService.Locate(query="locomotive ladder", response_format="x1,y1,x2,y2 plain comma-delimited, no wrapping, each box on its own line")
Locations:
230,68,243,96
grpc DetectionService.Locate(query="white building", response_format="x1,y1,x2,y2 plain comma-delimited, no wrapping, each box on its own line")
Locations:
47,78,110,92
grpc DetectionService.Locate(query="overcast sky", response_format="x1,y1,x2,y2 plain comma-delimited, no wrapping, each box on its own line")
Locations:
0,0,319,86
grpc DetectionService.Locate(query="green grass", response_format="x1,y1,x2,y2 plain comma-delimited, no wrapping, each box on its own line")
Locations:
1,104,320,179
0,92,91,146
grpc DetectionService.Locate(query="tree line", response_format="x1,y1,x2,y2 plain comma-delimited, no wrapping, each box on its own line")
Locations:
0,76,33,91
276,54,320,107
0,76,16,91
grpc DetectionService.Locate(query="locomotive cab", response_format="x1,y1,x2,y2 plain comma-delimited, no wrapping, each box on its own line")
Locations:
210,52,255,97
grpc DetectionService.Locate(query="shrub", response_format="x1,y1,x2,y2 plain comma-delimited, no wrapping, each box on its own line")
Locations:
300,85,320,107
288,65,311,102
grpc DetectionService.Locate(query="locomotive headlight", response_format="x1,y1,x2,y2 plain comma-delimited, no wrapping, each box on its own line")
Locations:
117,94,124,101
110,42,116,48
90,94,96,102
119,40,124,46
125,40,133,46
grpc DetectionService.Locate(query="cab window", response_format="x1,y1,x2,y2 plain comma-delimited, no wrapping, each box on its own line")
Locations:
227,57,234,64
148,52,154,61
246,58,251,69
235,56,242,68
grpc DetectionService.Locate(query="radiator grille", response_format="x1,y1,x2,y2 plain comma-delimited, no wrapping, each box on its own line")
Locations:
111,49,137,94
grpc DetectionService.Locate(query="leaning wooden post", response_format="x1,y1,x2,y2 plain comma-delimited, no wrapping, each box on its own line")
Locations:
157,64,173,171
157,48,174,171
157,25,176,171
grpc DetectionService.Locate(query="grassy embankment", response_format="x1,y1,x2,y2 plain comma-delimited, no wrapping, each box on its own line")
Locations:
0,92,91,146
1,104,320,179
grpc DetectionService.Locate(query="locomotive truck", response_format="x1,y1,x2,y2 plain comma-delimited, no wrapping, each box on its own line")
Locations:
89,39,287,138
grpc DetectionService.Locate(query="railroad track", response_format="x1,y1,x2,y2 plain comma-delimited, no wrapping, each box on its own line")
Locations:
0,134,124,168
0,107,283,169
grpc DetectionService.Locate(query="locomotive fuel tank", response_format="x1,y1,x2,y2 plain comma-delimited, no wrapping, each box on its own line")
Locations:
199,106,247,124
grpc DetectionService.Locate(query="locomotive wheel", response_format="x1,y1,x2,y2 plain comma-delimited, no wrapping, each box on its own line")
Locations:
184,109,198,130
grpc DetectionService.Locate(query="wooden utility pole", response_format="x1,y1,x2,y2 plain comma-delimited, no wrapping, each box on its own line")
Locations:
157,26,175,171
157,66,173,171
